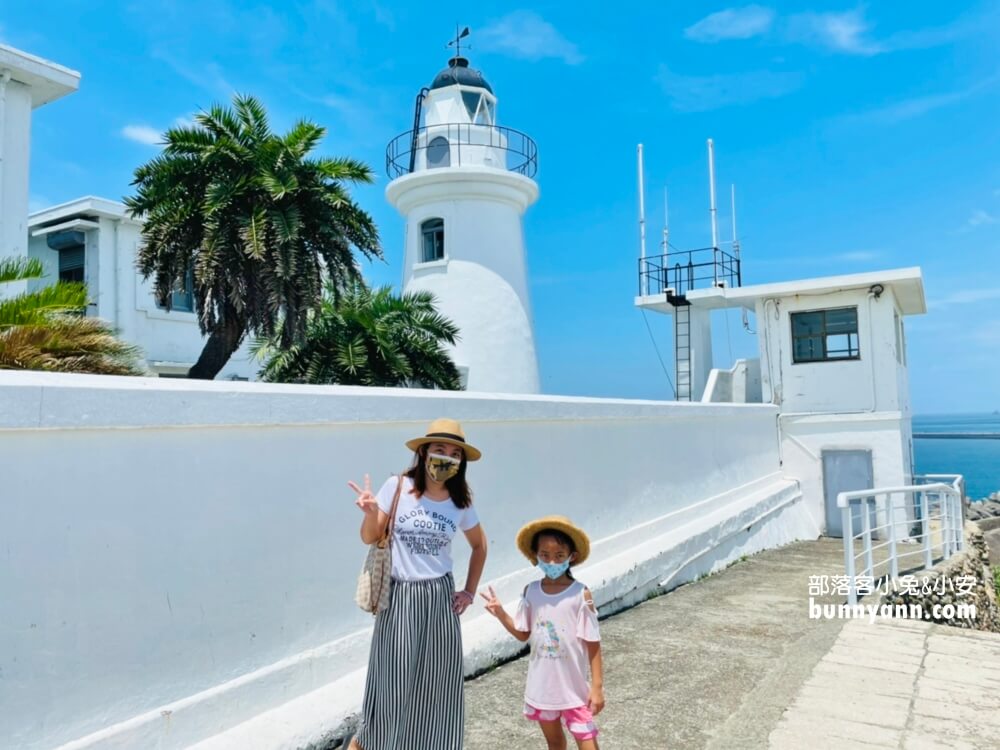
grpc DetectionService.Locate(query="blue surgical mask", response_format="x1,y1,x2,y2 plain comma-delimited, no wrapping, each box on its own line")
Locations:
537,560,571,580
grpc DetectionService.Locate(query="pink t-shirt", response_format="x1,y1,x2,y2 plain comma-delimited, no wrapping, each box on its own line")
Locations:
514,579,601,710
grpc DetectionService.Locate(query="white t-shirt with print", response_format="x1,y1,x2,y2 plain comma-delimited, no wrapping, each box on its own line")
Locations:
376,475,480,581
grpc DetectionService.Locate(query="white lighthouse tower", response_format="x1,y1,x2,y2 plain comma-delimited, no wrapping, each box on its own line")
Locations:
385,38,541,393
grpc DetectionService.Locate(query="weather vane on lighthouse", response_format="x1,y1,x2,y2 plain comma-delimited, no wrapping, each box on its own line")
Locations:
448,25,471,58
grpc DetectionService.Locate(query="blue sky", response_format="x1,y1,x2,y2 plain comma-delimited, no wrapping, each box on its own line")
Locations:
4,2,999,412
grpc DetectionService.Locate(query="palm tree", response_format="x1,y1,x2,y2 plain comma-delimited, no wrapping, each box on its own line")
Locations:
0,257,145,375
125,94,381,380
254,281,463,389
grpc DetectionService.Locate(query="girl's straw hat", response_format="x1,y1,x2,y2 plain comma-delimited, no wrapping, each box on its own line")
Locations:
516,515,591,566
405,418,482,461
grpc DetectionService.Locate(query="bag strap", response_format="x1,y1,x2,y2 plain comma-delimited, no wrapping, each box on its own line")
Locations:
377,474,404,548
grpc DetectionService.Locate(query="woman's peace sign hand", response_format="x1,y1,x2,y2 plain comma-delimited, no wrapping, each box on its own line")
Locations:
347,474,379,516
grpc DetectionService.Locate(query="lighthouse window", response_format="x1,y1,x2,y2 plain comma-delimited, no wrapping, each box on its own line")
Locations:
473,96,494,125
461,91,481,119
791,307,860,363
426,137,450,168
421,218,445,262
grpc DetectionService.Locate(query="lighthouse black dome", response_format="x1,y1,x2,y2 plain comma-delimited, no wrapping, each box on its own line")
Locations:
430,57,493,94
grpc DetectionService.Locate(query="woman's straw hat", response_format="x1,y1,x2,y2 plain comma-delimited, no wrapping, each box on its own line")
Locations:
405,418,482,462
516,515,591,566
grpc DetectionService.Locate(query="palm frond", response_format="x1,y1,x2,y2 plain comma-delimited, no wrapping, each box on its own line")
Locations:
0,257,45,284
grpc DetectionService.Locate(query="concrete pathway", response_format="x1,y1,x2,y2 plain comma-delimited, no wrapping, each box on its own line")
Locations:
465,539,849,749
463,538,1000,749
769,618,1000,750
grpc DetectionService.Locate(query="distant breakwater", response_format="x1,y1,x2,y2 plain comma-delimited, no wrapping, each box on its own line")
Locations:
914,433,1000,440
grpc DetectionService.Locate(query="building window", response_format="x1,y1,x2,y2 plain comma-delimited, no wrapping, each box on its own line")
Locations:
421,218,444,262
46,230,86,283
58,246,85,283
426,136,450,168
791,307,860,363
160,267,195,313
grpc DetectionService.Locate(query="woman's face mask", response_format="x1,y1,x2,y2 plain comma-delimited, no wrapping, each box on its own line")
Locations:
426,452,461,483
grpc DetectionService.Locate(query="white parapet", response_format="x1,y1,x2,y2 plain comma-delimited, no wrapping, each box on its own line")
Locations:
0,371,817,749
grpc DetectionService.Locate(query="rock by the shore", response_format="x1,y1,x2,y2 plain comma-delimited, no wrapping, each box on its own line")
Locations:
965,493,1000,522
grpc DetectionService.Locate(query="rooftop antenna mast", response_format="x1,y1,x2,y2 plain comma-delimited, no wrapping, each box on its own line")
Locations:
708,138,719,285
448,25,471,59
731,184,739,260
637,144,647,295
662,187,670,254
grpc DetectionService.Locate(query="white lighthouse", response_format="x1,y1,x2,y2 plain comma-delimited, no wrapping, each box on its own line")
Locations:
385,45,541,394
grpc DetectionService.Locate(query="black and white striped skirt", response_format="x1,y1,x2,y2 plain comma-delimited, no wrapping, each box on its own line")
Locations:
354,573,464,750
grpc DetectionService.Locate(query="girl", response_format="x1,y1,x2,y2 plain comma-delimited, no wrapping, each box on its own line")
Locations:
481,515,604,750
347,418,488,750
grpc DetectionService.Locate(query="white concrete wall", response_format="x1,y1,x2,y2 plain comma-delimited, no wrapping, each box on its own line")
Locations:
779,411,909,534
27,220,255,380
0,79,32,294
390,168,540,394
702,358,762,404
757,287,905,413
0,372,813,749
689,306,714,400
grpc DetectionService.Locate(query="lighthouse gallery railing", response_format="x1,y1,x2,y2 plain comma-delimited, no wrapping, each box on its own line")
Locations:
386,123,538,179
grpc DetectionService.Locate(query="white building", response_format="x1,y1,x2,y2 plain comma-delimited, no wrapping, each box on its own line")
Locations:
636,244,924,537
27,197,256,379
0,45,79,294
386,55,541,393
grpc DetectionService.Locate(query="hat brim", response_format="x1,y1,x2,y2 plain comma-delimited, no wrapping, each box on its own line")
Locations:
516,516,591,566
406,436,482,462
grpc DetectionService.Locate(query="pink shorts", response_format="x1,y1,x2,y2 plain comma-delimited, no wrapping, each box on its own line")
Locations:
523,703,599,740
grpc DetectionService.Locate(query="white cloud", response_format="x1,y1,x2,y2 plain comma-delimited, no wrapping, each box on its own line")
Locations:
964,209,997,230
786,9,882,55
685,6,775,42
479,11,583,65
121,124,163,146
152,50,234,98
930,287,1000,309
656,65,803,112
837,74,1000,125
783,6,989,57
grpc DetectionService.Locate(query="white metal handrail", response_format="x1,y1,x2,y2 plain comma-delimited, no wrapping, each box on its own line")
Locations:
838,477,965,605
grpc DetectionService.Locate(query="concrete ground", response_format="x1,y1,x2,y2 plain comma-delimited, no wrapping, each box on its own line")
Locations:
465,539,850,749
464,537,1000,749
769,617,1000,749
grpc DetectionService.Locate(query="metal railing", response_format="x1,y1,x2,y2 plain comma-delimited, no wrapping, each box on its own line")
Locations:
638,246,741,297
385,123,538,179
838,475,965,605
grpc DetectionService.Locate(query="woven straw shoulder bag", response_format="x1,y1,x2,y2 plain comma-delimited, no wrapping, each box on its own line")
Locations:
355,474,403,615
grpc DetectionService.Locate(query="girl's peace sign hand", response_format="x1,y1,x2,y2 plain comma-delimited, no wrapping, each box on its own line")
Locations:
348,474,379,516
479,585,506,618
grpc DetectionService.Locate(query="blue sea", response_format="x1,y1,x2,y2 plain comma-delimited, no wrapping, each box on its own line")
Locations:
913,414,1000,500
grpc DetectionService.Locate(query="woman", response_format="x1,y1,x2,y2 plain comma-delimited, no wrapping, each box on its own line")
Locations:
347,418,488,750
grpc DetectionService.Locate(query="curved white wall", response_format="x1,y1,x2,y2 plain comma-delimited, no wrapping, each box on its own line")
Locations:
389,168,540,394
0,372,813,749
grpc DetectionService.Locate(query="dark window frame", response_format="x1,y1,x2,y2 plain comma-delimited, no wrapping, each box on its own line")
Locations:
159,266,195,313
420,218,445,263
790,306,861,364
